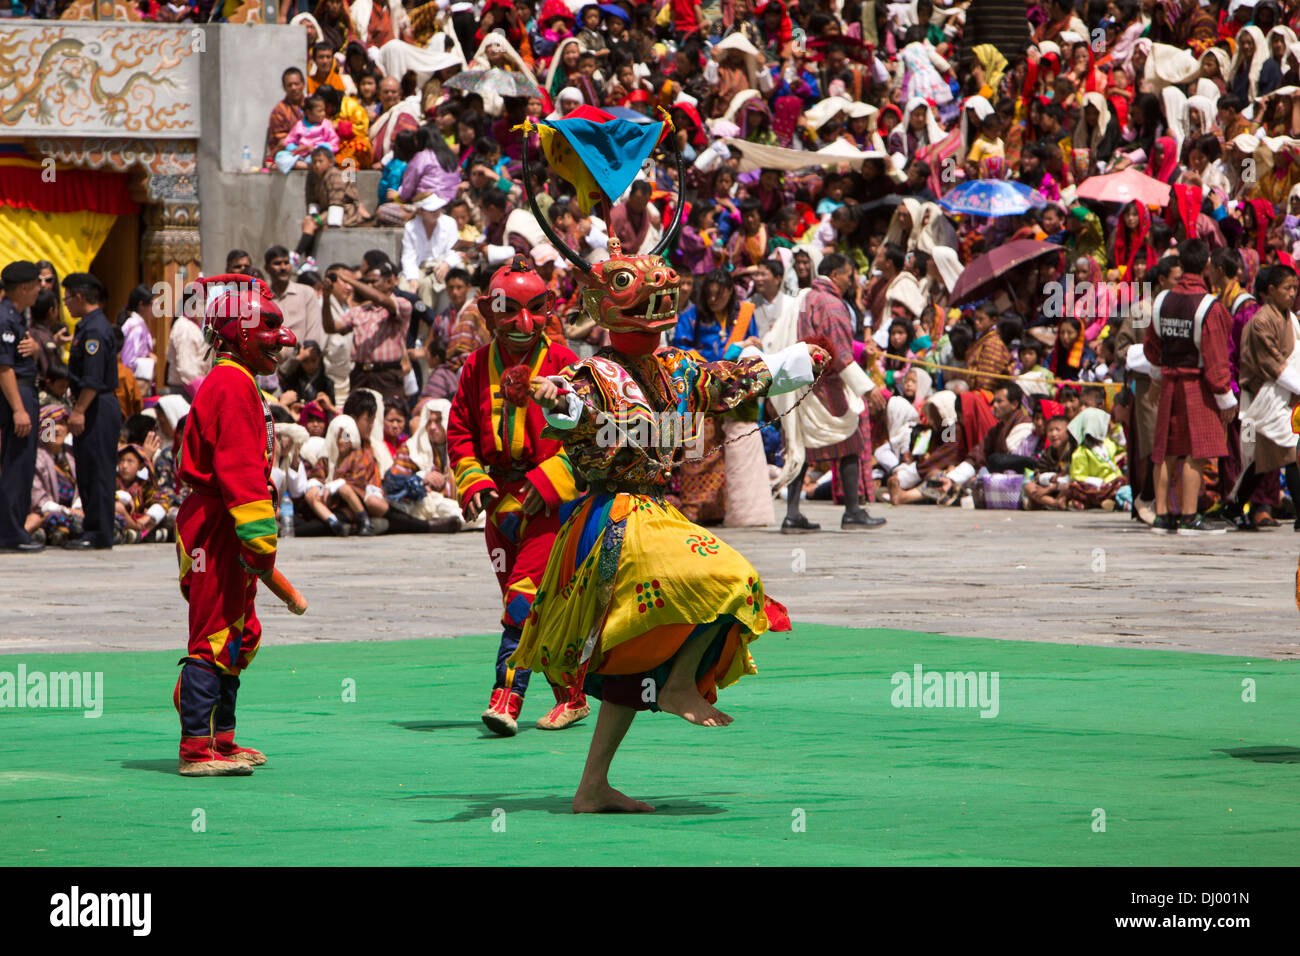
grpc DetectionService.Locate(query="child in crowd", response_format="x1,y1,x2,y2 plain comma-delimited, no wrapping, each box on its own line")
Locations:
382,398,462,531
300,400,330,438
1023,414,1076,510
277,96,339,173
1067,407,1126,510
26,405,81,547
114,443,171,543
967,113,1005,170
1016,341,1054,396
271,424,310,508
323,412,388,535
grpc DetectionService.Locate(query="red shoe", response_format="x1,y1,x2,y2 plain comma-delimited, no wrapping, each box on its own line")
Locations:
536,684,591,730
178,735,253,777
214,730,267,766
481,687,524,737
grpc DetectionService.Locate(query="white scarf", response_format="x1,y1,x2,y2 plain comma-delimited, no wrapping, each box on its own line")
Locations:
763,288,866,489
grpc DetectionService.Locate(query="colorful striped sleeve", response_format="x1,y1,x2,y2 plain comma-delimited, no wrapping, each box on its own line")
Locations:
526,449,577,510
209,366,277,574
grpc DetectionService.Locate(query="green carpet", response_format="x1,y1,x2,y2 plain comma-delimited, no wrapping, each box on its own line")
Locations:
1,626,1297,866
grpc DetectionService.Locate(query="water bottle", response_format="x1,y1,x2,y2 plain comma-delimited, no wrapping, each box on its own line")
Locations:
280,490,295,538
242,144,252,171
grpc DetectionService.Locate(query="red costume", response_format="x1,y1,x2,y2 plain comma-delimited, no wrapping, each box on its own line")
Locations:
173,276,297,776
447,257,588,735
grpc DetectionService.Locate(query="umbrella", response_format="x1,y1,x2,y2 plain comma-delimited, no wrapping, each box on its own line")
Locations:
1074,168,1171,207
950,239,1063,307
444,68,542,101
938,179,1044,217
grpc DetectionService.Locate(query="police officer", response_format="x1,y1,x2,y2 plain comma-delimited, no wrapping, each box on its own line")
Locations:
0,260,44,553
63,273,121,550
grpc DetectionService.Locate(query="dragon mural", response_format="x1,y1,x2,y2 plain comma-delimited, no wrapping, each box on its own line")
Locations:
0,25,197,136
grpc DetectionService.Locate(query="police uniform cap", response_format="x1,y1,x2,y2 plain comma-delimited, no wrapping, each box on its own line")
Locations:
1,261,39,285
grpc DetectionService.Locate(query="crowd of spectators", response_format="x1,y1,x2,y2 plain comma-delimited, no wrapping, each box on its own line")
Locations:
11,0,1300,546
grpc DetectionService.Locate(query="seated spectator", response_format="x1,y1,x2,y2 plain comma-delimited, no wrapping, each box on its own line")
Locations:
27,405,81,547
296,145,372,266
1067,407,1126,510
279,340,337,413
326,410,388,534
381,398,462,532
265,67,307,165
114,442,171,544
276,96,339,173
1016,340,1054,396
307,41,347,95
317,85,373,171
1023,414,1076,511
271,423,310,509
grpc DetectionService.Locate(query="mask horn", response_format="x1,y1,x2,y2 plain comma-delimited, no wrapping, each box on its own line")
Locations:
523,131,593,275
649,125,687,260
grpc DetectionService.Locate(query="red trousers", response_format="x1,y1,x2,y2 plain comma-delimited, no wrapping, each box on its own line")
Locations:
484,477,563,629
175,492,262,675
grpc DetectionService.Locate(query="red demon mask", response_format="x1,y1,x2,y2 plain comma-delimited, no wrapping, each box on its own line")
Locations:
199,274,297,376
477,256,554,355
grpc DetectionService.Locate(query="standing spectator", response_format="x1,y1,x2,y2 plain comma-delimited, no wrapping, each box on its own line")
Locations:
117,285,158,396
166,287,210,398
1144,239,1237,535
322,261,410,403
784,253,885,532
265,245,325,375
63,272,122,550
0,260,44,552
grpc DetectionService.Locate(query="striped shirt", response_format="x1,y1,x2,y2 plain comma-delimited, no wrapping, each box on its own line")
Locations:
336,298,410,365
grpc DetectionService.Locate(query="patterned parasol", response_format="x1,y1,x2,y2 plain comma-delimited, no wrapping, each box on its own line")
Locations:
938,179,1045,217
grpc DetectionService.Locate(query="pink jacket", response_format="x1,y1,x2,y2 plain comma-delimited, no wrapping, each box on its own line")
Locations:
284,118,340,156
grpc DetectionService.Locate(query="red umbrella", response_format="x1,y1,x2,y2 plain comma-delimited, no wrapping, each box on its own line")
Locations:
1074,168,1171,208
949,239,1063,307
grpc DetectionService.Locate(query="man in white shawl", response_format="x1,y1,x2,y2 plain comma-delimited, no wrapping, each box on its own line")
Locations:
370,76,423,167
1224,263,1300,530
765,253,886,531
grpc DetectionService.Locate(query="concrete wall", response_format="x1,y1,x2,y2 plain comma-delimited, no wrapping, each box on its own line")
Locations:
200,169,403,273
195,25,404,272
198,23,303,177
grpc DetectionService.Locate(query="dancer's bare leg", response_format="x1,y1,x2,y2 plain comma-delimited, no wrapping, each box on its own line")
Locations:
573,701,654,813
657,625,733,727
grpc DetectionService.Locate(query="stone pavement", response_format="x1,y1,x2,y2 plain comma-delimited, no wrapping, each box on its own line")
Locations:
2,501,1296,659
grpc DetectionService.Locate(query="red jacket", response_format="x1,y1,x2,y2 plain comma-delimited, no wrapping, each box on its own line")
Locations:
448,338,579,510
178,359,277,574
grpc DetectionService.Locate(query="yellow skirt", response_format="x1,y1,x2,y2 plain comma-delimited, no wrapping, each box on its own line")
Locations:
510,491,782,706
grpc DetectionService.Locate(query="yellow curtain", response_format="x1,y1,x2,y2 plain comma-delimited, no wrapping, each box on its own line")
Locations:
0,207,118,336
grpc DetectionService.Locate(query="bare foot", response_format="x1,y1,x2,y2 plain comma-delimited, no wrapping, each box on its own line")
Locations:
657,685,734,727
572,782,656,813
